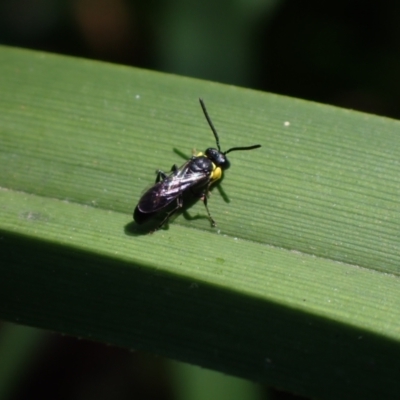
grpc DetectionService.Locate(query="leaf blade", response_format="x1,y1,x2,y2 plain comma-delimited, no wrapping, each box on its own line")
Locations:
1,45,400,399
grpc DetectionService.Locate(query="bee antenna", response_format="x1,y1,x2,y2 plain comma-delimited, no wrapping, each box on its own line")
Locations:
199,99,261,155
224,144,261,155
199,98,221,152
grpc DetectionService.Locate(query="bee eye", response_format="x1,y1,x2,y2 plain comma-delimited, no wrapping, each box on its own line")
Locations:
221,157,230,170
205,148,217,161
205,148,230,169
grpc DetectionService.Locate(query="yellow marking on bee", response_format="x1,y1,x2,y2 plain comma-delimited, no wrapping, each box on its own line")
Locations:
194,151,222,182
210,165,222,183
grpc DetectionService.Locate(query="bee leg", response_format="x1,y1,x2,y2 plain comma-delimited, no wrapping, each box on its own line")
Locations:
155,165,178,183
192,187,216,227
202,193,216,227
157,193,184,230
155,170,167,183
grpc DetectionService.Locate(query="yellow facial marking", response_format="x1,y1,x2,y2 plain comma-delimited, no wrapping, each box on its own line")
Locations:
210,165,222,183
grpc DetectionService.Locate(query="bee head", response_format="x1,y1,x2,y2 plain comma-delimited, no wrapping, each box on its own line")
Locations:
205,148,230,170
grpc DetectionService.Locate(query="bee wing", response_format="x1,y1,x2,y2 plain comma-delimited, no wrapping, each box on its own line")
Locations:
137,168,210,213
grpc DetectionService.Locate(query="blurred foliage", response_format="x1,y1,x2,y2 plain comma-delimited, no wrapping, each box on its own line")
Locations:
1,0,400,117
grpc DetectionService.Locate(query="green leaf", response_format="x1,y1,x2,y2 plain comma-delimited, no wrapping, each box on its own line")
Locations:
1,45,400,400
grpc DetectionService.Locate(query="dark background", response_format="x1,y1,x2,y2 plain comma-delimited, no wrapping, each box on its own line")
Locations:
2,0,400,118
1,1,398,399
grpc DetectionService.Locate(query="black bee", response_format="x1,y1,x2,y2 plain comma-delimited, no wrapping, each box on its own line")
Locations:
133,99,261,230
